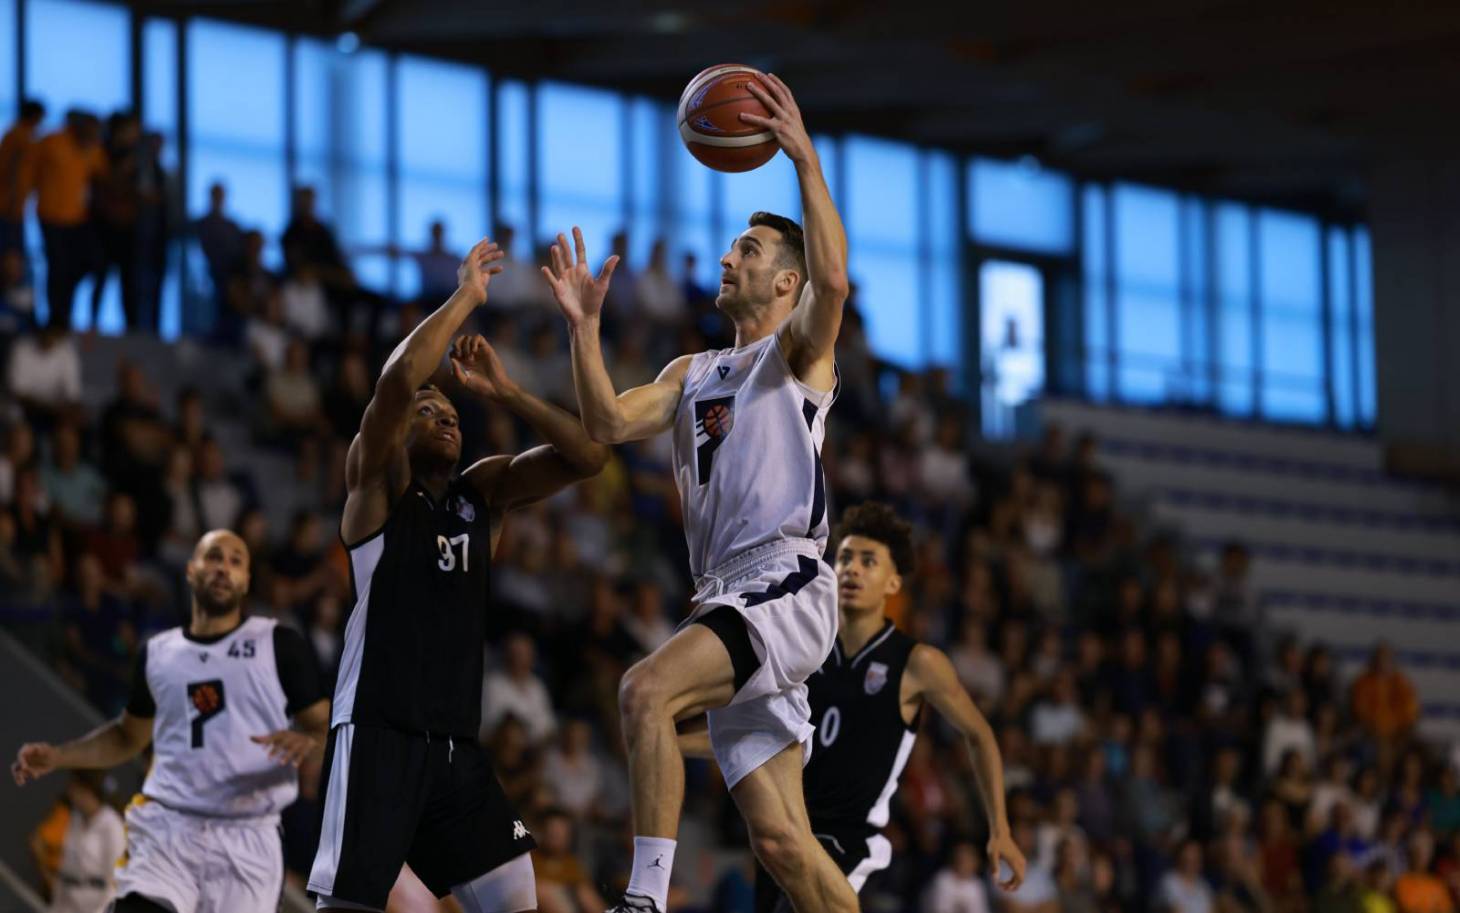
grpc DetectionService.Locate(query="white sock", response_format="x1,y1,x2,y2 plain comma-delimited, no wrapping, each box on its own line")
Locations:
625,836,676,911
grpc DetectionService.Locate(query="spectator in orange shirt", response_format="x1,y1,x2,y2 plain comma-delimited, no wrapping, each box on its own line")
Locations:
0,99,47,255
1351,643,1420,768
29,110,107,329
1394,829,1454,913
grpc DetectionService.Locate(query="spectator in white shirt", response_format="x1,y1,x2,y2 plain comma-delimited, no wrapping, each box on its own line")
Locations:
1262,689,1317,777
634,239,686,328
998,821,1058,913
278,262,331,341
917,414,974,507
923,841,991,913
1307,754,1357,837
7,325,82,422
245,294,290,373
48,772,124,913
1155,840,1214,913
480,632,558,746
193,436,245,531
541,719,605,821
1030,671,1088,747
623,579,674,654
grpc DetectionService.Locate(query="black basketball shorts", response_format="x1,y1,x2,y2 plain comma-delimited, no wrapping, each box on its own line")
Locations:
307,723,536,911
752,826,892,913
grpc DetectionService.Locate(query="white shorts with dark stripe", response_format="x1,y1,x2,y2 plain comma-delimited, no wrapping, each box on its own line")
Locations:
685,538,838,788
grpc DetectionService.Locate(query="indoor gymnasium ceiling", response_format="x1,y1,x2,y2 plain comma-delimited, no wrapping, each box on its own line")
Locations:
139,0,1460,218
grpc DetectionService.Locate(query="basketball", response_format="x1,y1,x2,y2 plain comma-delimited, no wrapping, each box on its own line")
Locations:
677,64,779,173
703,403,733,438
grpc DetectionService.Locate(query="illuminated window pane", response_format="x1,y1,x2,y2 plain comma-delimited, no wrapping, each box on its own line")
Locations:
1113,183,1180,402
1327,228,1355,427
538,82,622,252
925,152,961,372
1082,185,1109,401
25,0,130,128
969,157,1074,255
0,0,13,122
1257,209,1322,423
1214,204,1253,415
845,136,920,366
496,80,530,248
1354,228,1376,425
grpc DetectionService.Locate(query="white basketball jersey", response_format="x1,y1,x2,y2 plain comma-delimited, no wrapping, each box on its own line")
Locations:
139,617,298,818
672,332,836,578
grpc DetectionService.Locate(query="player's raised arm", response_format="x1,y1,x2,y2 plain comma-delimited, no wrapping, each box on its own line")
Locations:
344,240,504,530
449,333,610,513
543,228,690,444
743,74,850,377
906,644,1027,892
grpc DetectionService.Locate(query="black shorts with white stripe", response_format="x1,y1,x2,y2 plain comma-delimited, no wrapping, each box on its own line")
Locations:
307,723,536,911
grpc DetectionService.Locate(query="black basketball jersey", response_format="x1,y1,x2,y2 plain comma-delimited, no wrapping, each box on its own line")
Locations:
331,478,491,738
802,620,920,833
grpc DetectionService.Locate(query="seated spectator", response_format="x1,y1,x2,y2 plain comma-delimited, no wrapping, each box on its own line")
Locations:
1035,787,1087,873
1309,755,1359,837
6,324,82,425
0,419,38,504
305,593,342,679
10,465,62,587
99,359,169,498
227,229,278,325
1359,859,1397,913
1393,830,1453,913
1120,744,1180,851
481,632,558,746
997,821,1057,913
1427,766,1460,838
949,621,1004,710
60,552,136,713
323,349,371,442
1075,749,1116,845
622,579,673,654
1157,840,1216,913
1310,803,1373,890
40,420,104,525
28,797,67,903
923,840,990,913
1263,690,1317,776
1031,670,1088,747
272,510,332,612
1192,746,1250,842
634,239,686,329
173,386,207,454
1270,749,1315,834
245,290,290,373
278,262,332,342
1351,644,1420,766
917,413,975,507
83,491,144,596
265,339,325,440
1313,853,1364,913
541,719,605,822
46,772,125,913
0,248,36,334
192,436,246,530
1209,831,1271,913
533,808,606,913
157,445,198,569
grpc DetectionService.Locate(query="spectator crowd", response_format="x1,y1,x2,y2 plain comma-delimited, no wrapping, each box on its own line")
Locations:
3,97,1460,913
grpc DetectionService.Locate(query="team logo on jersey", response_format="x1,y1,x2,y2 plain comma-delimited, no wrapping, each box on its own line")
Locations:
693,395,736,485
717,363,731,380
453,496,476,523
864,661,889,695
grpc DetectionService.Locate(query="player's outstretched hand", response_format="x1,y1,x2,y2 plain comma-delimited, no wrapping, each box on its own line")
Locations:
456,238,507,306
541,227,618,328
988,829,1027,892
251,730,321,768
12,742,59,785
450,334,517,403
740,74,814,166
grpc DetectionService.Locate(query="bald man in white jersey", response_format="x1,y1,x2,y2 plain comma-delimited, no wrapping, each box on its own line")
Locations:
541,74,854,913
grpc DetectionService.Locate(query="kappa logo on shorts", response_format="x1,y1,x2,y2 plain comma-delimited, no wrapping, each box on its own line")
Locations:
864,661,889,695
512,820,530,840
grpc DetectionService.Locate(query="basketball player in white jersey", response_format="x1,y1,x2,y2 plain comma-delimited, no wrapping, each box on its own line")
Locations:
542,73,855,913
12,529,329,913
681,503,1027,912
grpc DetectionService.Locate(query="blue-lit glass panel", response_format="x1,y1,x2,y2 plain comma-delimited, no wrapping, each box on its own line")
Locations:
538,82,622,252
188,20,287,259
397,55,487,296
925,152,961,372
1327,228,1355,428
1354,227,1376,425
1214,203,1253,416
496,80,530,248
1181,197,1210,402
671,140,716,287
1082,185,1109,401
969,157,1074,255
1257,209,1322,423
628,97,667,267
980,260,1044,438
25,0,130,128
292,39,334,214
142,20,177,158
0,0,13,123
1113,183,1180,402
845,136,920,366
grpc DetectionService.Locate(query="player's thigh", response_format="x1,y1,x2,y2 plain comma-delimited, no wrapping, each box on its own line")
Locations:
728,740,814,841
407,741,535,900
201,822,284,913
113,800,200,913
449,853,536,913
624,615,740,720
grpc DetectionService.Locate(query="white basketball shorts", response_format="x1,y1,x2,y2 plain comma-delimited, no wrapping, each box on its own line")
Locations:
113,796,282,913
685,537,838,788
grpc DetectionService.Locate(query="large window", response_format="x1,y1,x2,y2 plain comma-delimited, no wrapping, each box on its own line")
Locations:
395,55,487,297
24,0,129,128
969,157,1073,255
924,151,961,372
187,20,287,259
495,79,530,248
538,83,622,255
0,0,16,123
845,136,921,366
1257,209,1323,422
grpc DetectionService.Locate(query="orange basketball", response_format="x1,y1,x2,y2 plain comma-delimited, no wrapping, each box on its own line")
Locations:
678,65,778,173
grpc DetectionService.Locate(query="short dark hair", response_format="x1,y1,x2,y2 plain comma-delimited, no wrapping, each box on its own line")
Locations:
20,99,46,122
748,211,807,291
835,501,915,575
